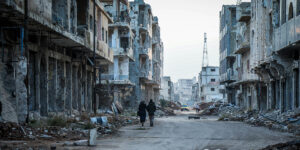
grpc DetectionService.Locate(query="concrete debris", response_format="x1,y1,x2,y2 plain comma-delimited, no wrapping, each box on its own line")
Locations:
73,140,88,146
260,140,300,150
89,129,97,146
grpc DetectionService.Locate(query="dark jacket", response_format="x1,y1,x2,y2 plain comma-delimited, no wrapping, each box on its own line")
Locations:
138,103,147,117
147,101,156,116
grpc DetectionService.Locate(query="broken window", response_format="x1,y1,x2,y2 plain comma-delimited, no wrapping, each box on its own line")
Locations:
211,68,216,72
211,88,215,92
77,0,88,28
211,78,216,82
102,28,104,41
281,0,287,24
121,37,129,51
273,0,281,28
288,2,294,20
90,15,93,30
106,30,108,44
247,60,250,71
298,0,300,16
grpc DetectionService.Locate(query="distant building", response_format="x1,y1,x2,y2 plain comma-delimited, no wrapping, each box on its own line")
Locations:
160,76,174,101
174,78,197,104
199,66,224,103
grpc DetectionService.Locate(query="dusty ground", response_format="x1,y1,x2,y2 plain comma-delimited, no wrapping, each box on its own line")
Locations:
96,113,298,150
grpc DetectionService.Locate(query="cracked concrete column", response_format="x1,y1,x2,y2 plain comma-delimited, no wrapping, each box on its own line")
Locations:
292,70,296,110
16,57,28,123
35,53,41,113
280,78,284,113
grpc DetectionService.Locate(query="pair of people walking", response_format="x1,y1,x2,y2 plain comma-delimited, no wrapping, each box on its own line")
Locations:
137,99,156,127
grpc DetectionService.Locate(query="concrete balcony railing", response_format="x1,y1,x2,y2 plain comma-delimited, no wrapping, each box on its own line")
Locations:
273,15,300,53
113,47,134,60
220,69,238,83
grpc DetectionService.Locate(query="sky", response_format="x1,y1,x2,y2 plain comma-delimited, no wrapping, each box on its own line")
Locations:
143,0,248,82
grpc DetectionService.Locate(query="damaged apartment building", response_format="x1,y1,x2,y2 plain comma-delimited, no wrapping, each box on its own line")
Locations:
220,0,300,113
129,0,164,105
0,0,164,123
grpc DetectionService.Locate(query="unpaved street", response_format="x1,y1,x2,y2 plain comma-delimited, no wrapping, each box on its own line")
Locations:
97,114,297,150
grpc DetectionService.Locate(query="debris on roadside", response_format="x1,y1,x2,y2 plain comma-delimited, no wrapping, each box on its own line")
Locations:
260,140,300,150
157,100,180,117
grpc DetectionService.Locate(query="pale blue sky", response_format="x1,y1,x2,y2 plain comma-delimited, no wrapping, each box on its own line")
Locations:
143,0,250,81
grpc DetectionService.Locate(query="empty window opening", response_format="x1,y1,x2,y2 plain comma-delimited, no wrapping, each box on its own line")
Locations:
121,37,129,51
106,30,108,43
102,28,104,41
288,2,294,20
90,15,93,30
273,0,281,28
211,78,216,82
211,88,215,91
76,0,88,27
211,68,216,72
281,0,287,24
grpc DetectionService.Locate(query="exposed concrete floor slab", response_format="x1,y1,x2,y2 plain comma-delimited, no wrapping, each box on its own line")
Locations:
96,115,297,150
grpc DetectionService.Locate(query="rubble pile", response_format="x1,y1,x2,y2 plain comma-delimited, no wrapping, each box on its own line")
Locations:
260,140,300,150
158,100,180,116
0,113,139,141
198,101,224,116
218,105,300,135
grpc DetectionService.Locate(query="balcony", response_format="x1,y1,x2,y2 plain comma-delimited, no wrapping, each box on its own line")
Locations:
273,15,300,53
237,2,251,22
139,47,149,56
113,47,134,61
101,74,134,85
220,68,238,83
0,0,114,63
234,41,250,54
152,37,159,45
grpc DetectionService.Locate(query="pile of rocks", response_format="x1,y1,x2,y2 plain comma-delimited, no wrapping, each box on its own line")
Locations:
218,105,300,135
198,101,225,116
261,140,300,150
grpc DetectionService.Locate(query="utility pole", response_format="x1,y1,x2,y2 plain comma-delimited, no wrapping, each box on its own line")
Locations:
202,33,208,68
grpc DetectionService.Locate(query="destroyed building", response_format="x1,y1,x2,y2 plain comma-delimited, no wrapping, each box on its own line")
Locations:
0,0,164,123
220,0,300,113
129,0,164,105
198,66,224,103
160,76,175,101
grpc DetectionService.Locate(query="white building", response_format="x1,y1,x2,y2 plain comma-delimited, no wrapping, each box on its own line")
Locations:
160,76,174,101
175,78,197,104
199,66,224,103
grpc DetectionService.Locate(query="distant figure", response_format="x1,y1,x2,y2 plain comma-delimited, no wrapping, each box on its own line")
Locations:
138,101,147,126
147,99,156,127
195,104,200,113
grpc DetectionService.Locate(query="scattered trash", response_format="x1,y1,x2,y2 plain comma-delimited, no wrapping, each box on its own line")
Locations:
188,116,200,120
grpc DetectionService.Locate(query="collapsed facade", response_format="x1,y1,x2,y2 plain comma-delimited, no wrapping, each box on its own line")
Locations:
220,0,300,112
0,0,164,123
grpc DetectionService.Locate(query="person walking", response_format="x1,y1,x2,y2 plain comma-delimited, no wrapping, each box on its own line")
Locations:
137,101,147,127
147,99,156,127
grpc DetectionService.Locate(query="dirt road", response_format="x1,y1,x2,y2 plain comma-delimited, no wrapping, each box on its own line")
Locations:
96,114,297,150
